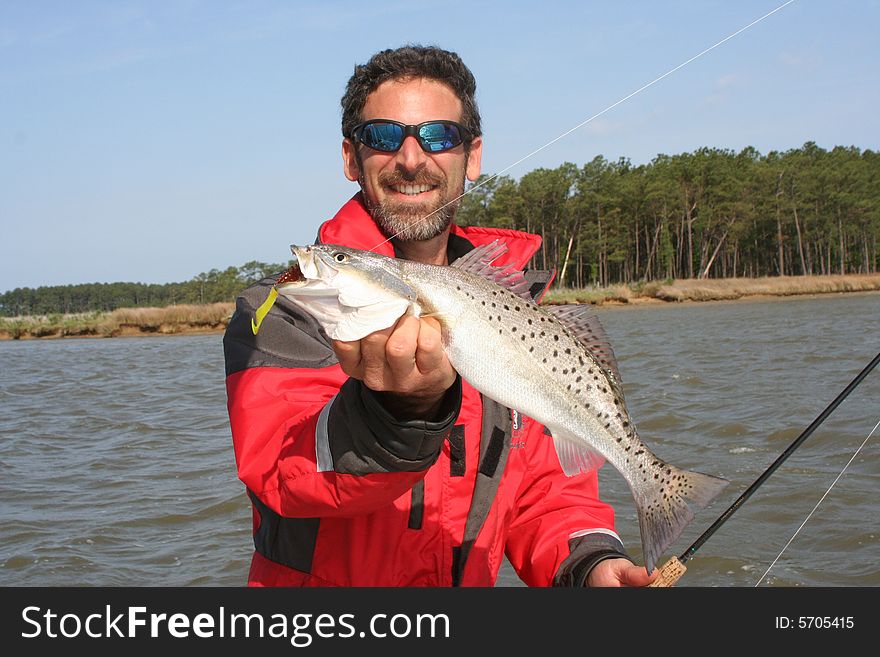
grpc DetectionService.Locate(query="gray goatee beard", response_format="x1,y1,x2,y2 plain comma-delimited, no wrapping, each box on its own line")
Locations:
360,170,463,242
369,200,454,242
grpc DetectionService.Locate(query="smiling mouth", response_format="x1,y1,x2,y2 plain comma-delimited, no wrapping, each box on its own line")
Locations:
390,183,438,196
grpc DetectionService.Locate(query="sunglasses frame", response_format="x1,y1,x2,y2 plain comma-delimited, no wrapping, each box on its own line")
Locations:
350,119,471,154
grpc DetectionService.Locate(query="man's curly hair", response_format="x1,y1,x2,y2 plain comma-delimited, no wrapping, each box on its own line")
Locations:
341,45,482,147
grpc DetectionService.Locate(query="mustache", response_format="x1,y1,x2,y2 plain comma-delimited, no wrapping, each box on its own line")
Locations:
378,170,443,187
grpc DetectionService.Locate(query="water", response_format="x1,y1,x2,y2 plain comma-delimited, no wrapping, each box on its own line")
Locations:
1,292,877,587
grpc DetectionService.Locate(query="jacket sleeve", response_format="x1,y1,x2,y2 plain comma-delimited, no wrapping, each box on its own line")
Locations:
223,278,460,518
504,422,631,587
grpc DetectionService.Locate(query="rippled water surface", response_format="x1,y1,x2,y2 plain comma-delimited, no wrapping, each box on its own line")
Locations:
1,292,878,587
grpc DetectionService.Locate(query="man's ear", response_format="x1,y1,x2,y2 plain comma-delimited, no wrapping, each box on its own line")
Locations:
466,136,483,182
342,138,360,181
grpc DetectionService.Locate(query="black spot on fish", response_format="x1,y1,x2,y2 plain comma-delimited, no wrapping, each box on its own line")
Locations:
576,376,582,383
553,335,559,341
565,348,571,354
527,319,533,325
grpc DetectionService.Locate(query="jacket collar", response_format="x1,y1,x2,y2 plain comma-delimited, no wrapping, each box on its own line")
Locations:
318,193,543,270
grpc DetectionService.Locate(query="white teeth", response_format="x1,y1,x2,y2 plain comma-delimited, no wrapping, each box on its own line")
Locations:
393,184,433,195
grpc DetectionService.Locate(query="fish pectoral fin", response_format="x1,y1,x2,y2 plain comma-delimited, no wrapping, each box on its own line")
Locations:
547,427,606,477
329,298,411,341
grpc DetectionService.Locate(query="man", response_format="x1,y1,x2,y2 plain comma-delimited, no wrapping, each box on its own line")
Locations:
223,45,657,587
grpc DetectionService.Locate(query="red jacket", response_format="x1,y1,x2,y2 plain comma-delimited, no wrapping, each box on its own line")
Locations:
223,194,628,586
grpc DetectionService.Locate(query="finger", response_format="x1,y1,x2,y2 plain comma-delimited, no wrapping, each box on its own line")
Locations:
332,339,363,378
384,315,419,379
621,565,659,587
359,327,394,389
414,316,445,374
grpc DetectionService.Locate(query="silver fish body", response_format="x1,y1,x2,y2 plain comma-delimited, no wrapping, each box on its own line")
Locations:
277,242,728,573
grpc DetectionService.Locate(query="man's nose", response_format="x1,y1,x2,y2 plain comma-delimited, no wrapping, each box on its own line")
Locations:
395,135,428,172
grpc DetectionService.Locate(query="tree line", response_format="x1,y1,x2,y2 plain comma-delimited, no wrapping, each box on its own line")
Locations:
3,142,877,316
0,262,288,317
457,142,879,287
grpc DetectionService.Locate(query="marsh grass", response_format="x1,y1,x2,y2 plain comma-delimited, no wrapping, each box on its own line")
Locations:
2,274,879,339
542,274,880,305
0,303,234,340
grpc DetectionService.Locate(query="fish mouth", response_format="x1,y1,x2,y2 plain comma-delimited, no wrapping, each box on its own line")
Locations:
281,245,342,290
275,262,304,286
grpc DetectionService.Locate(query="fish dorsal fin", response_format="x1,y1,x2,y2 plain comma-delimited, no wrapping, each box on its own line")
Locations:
546,304,625,396
545,426,606,476
450,240,534,302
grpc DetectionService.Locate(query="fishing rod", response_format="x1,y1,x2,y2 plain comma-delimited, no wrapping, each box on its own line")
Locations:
650,350,880,587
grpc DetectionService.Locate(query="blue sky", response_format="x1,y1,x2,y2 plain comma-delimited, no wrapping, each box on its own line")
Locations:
1,0,878,291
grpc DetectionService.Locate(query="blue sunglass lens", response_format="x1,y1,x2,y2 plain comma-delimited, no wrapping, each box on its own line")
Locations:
419,123,462,152
357,121,465,152
361,123,404,151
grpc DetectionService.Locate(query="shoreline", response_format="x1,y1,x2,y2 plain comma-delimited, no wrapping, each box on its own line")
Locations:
2,275,879,341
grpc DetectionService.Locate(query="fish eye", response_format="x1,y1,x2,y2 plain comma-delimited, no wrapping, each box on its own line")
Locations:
333,252,348,263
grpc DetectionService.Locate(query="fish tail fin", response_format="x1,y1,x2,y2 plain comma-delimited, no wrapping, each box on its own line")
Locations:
633,466,728,574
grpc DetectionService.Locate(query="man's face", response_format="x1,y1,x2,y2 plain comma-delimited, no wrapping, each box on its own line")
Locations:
342,77,483,242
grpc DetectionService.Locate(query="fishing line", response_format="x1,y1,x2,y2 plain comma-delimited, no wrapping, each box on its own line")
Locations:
369,0,797,252
755,417,880,587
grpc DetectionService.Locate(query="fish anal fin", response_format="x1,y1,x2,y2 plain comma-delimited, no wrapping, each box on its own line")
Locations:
547,426,606,476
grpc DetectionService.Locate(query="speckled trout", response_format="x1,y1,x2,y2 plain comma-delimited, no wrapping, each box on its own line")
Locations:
264,240,728,573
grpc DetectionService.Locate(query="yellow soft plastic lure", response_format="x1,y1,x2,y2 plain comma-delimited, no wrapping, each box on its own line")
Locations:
251,287,278,335
251,262,303,334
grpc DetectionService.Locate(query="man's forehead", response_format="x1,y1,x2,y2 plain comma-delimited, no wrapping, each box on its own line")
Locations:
362,77,463,122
